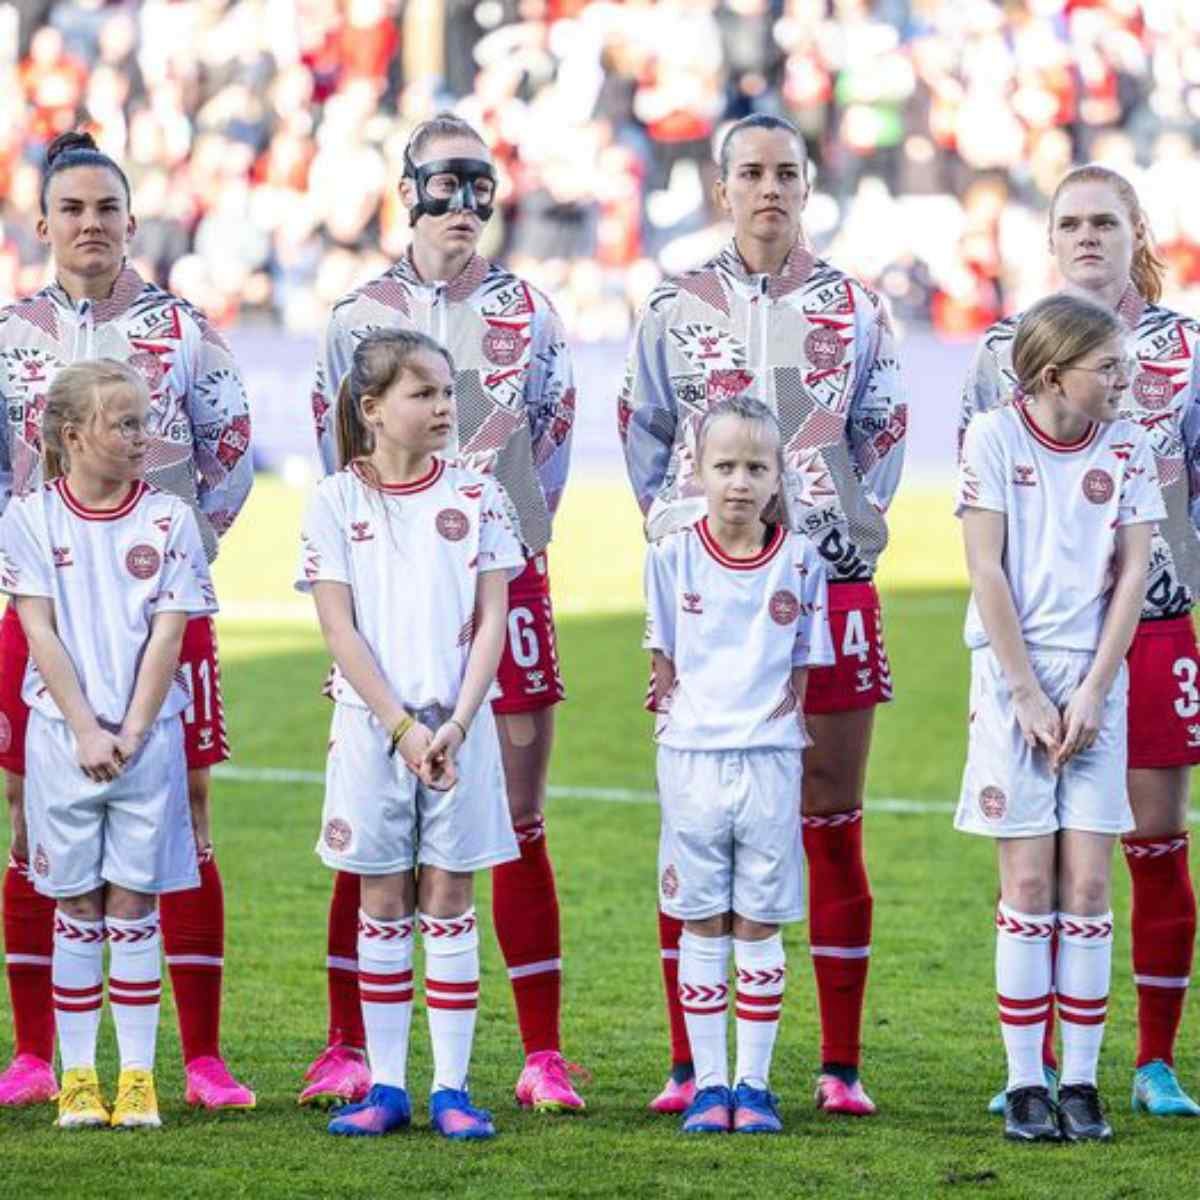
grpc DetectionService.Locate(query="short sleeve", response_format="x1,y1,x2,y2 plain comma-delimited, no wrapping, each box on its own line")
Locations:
956,414,1008,516
478,479,526,580
642,535,677,657
0,497,51,598
1118,431,1169,527
295,483,350,593
792,541,835,668
151,505,218,615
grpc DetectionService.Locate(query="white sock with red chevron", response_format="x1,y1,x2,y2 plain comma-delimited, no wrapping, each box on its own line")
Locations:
679,930,731,1090
52,912,105,1070
107,911,162,1071
421,909,479,1092
1057,911,1113,1087
358,910,415,1089
995,902,1054,1091
733,933,785,1090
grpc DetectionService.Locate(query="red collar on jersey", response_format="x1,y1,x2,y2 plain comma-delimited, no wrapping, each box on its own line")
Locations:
54,477,147,521
1017,401,1098,453
696,517,786,570
350,456,445,494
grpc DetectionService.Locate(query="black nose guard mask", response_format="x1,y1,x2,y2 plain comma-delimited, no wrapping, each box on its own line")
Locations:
403,155,497,226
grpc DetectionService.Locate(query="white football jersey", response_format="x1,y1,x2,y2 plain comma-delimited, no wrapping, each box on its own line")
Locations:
643,518,835,751
0,479,217,724
296,458,525,714
957,405,1166,652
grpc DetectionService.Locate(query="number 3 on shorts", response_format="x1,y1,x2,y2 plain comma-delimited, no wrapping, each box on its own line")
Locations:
508,606,540,669
1173,656,1200,719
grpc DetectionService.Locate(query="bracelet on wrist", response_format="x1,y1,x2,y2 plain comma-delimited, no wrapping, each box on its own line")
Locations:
449,717,468,742
387,712,416,758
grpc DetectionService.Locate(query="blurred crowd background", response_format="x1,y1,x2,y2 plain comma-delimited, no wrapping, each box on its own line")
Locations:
3,0,1200,344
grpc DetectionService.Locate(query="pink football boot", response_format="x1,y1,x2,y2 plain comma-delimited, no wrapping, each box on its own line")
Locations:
648,1074,697,1114
815,1073,877,1116
0,1053,58,1106
298,1044,371,1108
185,1056,256,1110
515,1050,589,1113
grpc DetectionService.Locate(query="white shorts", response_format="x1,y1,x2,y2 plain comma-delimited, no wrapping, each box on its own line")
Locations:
656,745,805,924
317,704,519,875
956,647,1134,838
24,712,197,898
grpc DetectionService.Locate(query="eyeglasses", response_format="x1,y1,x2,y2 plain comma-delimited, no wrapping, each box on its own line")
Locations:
108,413,161,441
1061,357,1137,384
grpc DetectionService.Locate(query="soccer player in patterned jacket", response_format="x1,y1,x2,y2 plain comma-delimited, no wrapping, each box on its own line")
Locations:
962,165,1200,1119
0,132,254,1110
957,293,1163,1142
304,113,583,1112
621,113,906,1116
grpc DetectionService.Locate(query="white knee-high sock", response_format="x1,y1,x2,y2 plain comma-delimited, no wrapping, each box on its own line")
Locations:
358,911,415,1089
678,930,732,1091
734,934,786,1090
421,910,479,1093
106,912,162,1071
1057,911,1113,1087
995,903,1055,1091
52,912,105,1071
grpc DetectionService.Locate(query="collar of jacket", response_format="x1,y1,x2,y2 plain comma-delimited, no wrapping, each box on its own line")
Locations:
716,238,816,301
393,250,491,303
47,262,145,324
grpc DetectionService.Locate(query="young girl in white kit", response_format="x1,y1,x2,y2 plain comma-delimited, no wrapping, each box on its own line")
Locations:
957,293,1164,1143
297,329,523,1141
0,359,216,1130
643,396,833,1135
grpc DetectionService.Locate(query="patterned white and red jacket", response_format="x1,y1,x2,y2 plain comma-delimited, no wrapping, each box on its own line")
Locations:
0,265,252,560
619,240,906,583
311,251,575,558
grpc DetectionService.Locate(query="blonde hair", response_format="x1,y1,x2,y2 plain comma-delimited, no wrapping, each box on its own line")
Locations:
42,358,148,480
695,396,791,527
335,330,455,481
1050,164,1166,303
1012,293,1123,395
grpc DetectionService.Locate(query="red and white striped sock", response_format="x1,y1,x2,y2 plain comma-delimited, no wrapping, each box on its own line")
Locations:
995,902,1055,1091
52,912,105,1071
1123,833,1195,1068
358,911,414,1089
107,912,162,1071
733,934,785,1090
421,910,479,1092
1056,911,1113,1088
678,930,731,1090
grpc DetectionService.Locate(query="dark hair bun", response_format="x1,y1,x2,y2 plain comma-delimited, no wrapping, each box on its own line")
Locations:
45,130,100,168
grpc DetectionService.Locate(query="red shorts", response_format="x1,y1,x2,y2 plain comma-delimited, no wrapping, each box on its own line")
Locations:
492,553,565,715
1126,615,1200,770
0,605,228,775
803,581,893,715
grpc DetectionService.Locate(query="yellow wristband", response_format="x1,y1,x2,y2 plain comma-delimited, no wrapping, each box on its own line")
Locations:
388,713,415,757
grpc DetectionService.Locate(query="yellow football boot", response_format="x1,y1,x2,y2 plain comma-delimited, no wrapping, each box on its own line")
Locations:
56,1067,110,1129
110,1068,161,1129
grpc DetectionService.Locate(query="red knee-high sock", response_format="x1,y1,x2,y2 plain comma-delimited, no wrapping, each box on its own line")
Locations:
1124,833,1197,1068
161,849,226,1064
492,816,561,1056
803,810,872,1069
1043,929,1059,1071
658,910,691,1067
3,855,55,1062
326,871,364,1050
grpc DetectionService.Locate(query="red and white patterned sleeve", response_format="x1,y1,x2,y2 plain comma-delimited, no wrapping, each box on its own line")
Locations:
527,292,575,522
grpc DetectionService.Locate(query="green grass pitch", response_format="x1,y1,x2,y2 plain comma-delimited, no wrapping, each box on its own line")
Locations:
0,478,1196,1198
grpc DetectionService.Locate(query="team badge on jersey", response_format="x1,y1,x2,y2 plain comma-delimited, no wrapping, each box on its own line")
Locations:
1082,469,1114,505
324,818,352,852
125,544,161,580
1133,370,1172,410
436,508,470,541
661,863,679,899
979,786,1006,822
482,324,525,366
804,326,846,371
769,589,800,625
